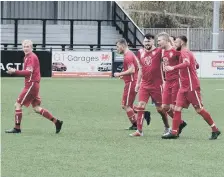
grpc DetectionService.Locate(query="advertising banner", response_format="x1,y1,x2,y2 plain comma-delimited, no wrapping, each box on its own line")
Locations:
113,51,224,78
52,51,112,77
1,51,52,77
198,52,224,78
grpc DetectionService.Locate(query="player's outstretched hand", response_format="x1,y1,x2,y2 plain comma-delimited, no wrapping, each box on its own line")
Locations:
6,67,16,74
164,66,174,72
114,72,121,78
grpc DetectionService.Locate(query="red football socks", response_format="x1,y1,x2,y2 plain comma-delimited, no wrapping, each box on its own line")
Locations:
135,107,145,131
14,109,22,129
172,111,182,135
199,109,218,132
126,109,137,124
39,109,57,124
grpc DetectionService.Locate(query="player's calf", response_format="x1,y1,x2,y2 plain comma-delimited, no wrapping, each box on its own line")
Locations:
195,107,220,139
123,105,137,128
162,104,174,119
33,106,63,134
132,103,146,134
5,102,23,133
156,106,170,129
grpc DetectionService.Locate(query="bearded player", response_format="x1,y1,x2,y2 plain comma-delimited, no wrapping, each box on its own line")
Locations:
5,40,63,134
130,33,170,137
162,36,221,140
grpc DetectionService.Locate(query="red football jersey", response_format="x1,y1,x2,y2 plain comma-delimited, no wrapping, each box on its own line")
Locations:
162,48,180,81
122,50,138,83
137,48,163,86
23,52,41,83
178,49,200,91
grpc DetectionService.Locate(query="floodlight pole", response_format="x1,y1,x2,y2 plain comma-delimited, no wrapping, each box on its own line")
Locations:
212,1,221,50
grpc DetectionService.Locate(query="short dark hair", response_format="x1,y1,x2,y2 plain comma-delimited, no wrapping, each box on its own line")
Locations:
116,38,128,46
144,33,154,40
170,36,176,41
177,35,187,43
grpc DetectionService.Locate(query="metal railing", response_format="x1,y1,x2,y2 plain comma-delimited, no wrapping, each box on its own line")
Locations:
113,2,144,48
0,43,143,52
1,18,131,50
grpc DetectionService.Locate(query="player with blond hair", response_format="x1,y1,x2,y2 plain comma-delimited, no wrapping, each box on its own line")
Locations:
5,40,63,134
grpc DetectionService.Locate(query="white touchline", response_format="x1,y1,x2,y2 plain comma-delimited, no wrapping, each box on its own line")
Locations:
215,89,224,91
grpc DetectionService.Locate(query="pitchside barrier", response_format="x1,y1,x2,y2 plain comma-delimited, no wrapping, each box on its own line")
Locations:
113,51,224,78
1,50,52,77
1,50,224,78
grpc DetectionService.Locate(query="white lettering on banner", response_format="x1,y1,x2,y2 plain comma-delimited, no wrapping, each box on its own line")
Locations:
0,63,23,71
52,51,112,77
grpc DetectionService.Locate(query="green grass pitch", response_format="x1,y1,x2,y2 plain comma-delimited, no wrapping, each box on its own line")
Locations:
1,78,224,177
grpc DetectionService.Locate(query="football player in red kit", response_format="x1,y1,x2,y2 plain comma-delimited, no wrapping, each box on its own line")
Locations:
162,36,221,140
130,33,170,136
5,40,63,134
157,32,187,136
114,38,139,130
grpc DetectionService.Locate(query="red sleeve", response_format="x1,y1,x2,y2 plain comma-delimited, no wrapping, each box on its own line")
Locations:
14,56,34,76
125,54,135,68
173,62,190,70
15,70,31,76
173,51,190,69
25,57,34,72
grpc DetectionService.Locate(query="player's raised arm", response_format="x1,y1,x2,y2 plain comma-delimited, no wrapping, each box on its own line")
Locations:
164,36,190,71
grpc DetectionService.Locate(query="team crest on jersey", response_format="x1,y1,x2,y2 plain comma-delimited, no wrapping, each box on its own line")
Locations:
152,51,156,56
169,52,173,58
144,56,152,65
163,57,169,66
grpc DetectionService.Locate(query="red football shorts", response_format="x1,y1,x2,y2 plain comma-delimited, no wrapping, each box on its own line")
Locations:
122,81,137,107
17,82,41,107
138,84,163,106
162,79,180,105
176,87,203,109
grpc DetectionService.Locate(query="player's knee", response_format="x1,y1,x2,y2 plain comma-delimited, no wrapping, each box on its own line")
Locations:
33,106,42,113
170,104,175,111
162,104,170,112
122,105,130,111
174,106,182,112
138,102,146,108
195,107,203,114
14,102,21,110
156,106,163,113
